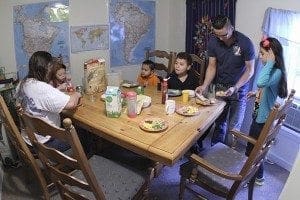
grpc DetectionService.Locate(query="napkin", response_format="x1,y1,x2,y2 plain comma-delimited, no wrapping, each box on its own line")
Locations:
136,94,151,114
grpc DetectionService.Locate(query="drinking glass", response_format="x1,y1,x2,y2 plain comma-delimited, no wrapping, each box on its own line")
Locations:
88,85,98,102
207,84,216,99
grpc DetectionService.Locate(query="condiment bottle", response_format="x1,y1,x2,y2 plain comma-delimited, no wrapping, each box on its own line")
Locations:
161,78,168,104
126,91,137,118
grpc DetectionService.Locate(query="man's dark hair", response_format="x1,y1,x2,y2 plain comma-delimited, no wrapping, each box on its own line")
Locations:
212,15,231,29
142,60,155,70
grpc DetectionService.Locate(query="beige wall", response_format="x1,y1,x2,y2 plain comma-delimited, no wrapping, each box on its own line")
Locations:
0,0,182,84
236,0,300,54
0,0,299,83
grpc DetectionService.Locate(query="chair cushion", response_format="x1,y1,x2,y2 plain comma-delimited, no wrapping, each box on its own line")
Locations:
71,155,146,200
180,143,247,194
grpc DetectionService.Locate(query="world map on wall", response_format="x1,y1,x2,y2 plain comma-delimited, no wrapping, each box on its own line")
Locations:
70,25,109,53
109,0,155,67
13,1,69,79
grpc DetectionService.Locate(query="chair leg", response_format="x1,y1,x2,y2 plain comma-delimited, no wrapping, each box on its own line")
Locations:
179,176,187,200
248,177,255,200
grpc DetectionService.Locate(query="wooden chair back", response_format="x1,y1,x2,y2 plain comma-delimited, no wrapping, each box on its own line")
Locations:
190,54,206,85
145,49,176,74
0,95,51,200
179,89,296,200
20,112,106,200
232,89,296,195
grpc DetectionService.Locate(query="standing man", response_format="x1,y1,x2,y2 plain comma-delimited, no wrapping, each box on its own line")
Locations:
196,15,255,146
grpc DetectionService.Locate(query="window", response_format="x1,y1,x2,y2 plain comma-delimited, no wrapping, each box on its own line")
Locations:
262,7,300,99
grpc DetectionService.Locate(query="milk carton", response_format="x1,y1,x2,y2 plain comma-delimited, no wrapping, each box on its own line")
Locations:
105,86,122,118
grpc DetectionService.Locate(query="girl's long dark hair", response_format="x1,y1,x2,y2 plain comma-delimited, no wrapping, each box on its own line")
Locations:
260,37,288,98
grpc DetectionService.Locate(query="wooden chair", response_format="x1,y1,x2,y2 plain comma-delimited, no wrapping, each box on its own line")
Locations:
145,49,176,74
179,89,296,200
20,111,150,200
190,54,206,85
0,95,52,200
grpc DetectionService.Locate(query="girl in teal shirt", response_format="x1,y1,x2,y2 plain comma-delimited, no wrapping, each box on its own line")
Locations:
246,37,288,185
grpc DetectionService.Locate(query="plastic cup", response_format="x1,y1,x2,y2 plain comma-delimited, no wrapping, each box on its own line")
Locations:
182,91,189,103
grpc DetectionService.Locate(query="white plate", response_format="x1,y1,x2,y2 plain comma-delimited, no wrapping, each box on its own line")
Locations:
122,82,139,88
167,89,182,97
139,117,168,132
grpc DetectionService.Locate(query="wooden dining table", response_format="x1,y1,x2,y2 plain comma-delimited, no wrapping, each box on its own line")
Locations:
63,86,225,166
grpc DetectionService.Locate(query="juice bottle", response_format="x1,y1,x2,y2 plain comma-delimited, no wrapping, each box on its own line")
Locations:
161,78,168,104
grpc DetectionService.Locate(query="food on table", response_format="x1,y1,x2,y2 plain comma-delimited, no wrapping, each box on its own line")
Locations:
195,93,216,106
216,91,227,97
176,106,200,116
140,118,168,132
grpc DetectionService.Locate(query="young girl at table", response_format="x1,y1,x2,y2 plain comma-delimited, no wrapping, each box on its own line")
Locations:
245,37,287,186
49,61,70,91
167,52,199,90
137,60,160,87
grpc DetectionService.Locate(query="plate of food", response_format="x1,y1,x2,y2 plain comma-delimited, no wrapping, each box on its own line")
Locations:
139,117,168,132
167,89,182,97
176,106,200,116
121,82,139,88
216,90,227,97
195,94,216,106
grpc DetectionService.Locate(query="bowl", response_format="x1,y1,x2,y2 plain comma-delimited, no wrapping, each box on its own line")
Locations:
167,89,182,97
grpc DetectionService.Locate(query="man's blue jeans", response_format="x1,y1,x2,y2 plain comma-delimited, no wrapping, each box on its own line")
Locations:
211,93,247,146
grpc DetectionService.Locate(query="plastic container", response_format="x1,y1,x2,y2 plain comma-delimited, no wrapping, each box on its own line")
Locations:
126,91,137,118
161,78,168,104
106,71,122,86
105,86,122,118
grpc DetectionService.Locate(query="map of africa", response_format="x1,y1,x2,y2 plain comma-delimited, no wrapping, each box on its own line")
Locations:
110,0,155,67
13,1,69,79
70,25,109,53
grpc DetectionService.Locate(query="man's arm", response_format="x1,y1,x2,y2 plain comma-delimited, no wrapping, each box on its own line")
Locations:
226,59,255,96
235,59,255,90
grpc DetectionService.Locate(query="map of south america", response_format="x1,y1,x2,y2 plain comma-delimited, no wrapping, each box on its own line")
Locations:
110,0,155,67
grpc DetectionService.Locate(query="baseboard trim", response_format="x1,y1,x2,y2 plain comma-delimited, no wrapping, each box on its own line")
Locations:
268,153,292,171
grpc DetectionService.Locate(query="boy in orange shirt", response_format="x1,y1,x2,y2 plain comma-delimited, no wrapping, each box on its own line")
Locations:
137,60,159,87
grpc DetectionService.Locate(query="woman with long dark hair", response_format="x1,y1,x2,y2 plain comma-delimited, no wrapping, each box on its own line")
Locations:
246,37,288,186
16,51,81,152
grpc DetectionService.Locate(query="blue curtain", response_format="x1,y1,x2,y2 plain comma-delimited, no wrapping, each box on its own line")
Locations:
186,0,237,59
